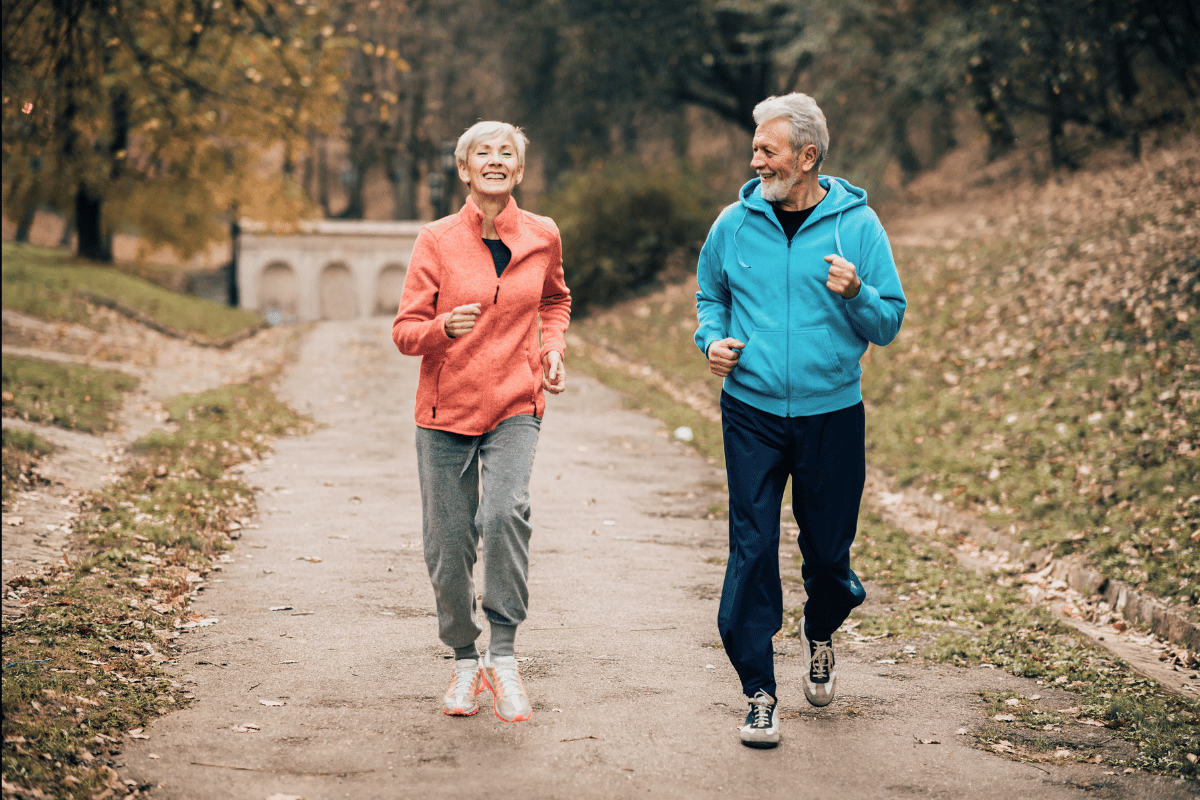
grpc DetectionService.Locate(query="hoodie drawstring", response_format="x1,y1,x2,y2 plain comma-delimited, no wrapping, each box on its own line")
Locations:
834,210,845,259
734,210,750,268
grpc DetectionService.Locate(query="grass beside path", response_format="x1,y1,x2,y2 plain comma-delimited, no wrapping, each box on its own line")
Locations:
1,242,264,344
1,383,311,798
2,356,139,435
1,428,55,503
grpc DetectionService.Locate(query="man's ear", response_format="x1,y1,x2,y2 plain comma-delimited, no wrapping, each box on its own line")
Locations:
798,144,820,174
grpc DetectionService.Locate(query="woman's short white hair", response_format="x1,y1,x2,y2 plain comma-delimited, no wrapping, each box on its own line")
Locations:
752,93,829,170
455,121,529,168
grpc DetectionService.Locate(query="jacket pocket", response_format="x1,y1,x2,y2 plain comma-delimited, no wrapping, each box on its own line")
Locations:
431,358,447,418
788,327,848,396
733,329,787,397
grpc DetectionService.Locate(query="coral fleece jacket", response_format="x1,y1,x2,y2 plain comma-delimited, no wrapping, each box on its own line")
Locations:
392,195,571,435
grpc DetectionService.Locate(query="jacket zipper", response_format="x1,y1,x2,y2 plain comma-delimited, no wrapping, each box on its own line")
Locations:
785,235,792,416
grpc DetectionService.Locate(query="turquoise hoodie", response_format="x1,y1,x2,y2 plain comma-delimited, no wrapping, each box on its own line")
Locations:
695,175,906,417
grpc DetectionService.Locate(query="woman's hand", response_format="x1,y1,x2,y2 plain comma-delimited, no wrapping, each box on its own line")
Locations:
444,303,482,338
542,350,566,394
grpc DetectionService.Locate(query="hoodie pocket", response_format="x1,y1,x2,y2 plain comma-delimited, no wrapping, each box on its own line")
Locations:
733,329,787,397
788,327,848,395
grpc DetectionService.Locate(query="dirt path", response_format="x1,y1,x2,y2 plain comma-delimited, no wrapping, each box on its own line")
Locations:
113,317,1192,800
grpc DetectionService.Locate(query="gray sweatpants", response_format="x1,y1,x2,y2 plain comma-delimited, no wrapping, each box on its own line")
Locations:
415,414,541,658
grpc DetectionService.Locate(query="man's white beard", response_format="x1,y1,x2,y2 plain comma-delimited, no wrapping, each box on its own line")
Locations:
759,169,798,203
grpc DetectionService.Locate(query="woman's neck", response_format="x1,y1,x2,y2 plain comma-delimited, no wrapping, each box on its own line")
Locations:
473,192,509,239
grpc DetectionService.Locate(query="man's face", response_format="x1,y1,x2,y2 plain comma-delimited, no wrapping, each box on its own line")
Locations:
751,117,799,203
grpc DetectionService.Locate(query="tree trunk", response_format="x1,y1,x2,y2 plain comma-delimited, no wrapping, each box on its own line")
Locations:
890,107,922,182
13,180,37,244
929,93,957,167
968,57,1016,161
317,141,332,217
227,215,240,307
75,184,112,262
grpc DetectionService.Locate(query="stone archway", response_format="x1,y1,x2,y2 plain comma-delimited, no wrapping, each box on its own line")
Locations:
319,262,359,320
374,263,407,316
259,261,298,322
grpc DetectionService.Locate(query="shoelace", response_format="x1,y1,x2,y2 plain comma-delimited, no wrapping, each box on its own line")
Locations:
451,665,478,697
749,695,774,728
810,642,833,682
492,664,523,699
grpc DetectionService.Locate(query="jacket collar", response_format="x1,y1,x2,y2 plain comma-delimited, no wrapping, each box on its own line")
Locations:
461,194,523,241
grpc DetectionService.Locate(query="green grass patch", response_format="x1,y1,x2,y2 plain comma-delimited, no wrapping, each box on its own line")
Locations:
1,383,311,797
2,355,139,434
2,427,55,502
1,241,264,342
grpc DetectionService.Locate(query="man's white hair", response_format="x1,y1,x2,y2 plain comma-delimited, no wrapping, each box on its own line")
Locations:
455,121,530,168
752,93,829,170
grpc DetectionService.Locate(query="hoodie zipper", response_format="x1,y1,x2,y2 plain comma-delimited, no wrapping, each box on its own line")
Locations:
785,234,792,416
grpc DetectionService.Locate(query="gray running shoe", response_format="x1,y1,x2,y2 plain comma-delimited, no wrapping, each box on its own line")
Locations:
739,689,780,748
482,652,532,722
800,618,837,707
442,657,483,716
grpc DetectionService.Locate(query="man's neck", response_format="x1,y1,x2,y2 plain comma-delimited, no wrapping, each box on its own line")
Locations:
776,177,826,212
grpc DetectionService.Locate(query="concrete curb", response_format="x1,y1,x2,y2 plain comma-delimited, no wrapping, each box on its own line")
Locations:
870,465,1200,652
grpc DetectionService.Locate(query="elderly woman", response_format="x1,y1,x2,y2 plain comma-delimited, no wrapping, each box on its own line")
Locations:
392,121,571,723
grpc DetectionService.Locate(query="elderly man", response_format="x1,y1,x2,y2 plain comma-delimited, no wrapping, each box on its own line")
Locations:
695,92,906,748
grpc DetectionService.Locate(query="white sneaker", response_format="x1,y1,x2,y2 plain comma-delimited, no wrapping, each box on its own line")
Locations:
739,690,780,748
481,652,532,722
800,618,837,707
442,658,483,716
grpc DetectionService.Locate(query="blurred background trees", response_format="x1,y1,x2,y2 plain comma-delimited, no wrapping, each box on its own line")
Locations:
3,0,348,262
4,0,1198,303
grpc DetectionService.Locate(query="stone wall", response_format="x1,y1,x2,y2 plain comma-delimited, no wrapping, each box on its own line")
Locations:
237,219,424,323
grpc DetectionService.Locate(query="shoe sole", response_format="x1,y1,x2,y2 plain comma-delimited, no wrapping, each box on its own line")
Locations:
442,704,479,716
740,736,779,749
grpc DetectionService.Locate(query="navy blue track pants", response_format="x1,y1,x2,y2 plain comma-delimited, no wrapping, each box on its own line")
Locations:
718,391,867,699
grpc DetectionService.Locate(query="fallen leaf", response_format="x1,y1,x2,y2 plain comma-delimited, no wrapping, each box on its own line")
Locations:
298,556,322,563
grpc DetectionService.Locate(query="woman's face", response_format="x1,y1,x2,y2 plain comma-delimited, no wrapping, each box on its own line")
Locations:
458,135,524,200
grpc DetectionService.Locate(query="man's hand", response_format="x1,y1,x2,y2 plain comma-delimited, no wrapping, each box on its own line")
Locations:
824,255,861,299
707,337,744,377
542,350,566,394
445,303,482,338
